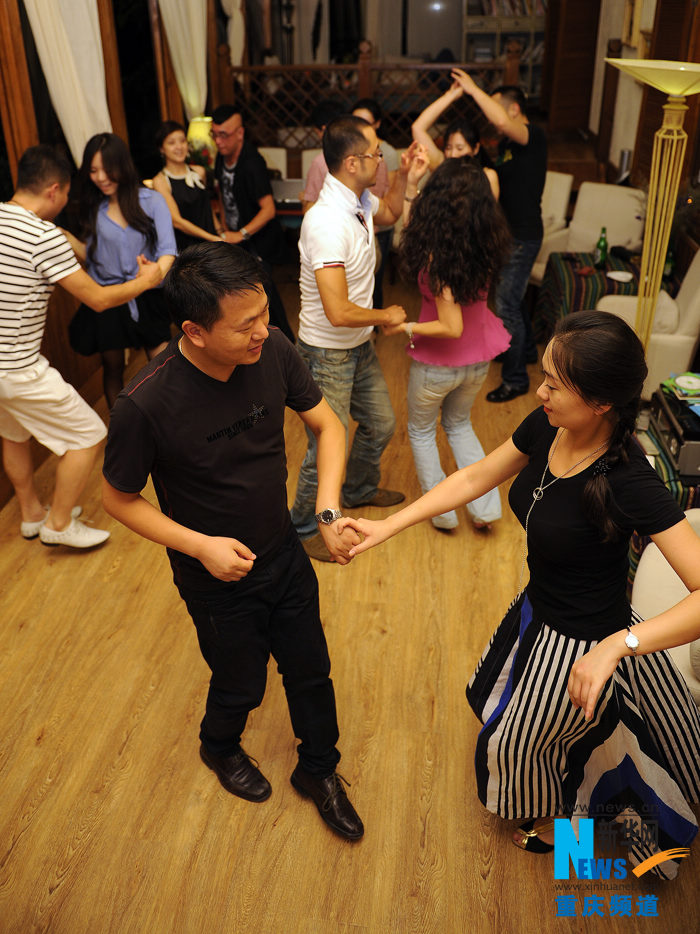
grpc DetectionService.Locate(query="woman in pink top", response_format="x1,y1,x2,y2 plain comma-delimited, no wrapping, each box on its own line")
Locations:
396,157,511,530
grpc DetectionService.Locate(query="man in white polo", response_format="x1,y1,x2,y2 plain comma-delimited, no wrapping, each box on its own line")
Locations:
0,145,161,548
291,115,410,561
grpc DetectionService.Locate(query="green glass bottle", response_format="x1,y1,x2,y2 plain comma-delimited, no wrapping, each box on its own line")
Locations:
593,226,608,269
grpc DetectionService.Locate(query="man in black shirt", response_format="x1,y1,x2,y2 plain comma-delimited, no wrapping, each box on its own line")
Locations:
211,104,294,341
102,243,363,841
451,71,547,402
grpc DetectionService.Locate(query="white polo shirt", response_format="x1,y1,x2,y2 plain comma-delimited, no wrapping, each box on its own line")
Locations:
298,172,379,350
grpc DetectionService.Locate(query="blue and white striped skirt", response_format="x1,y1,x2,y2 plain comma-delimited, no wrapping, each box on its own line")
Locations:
466,592,700,879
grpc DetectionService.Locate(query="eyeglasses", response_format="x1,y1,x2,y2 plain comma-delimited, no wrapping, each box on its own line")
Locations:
210,128,240,141
350,149,384,161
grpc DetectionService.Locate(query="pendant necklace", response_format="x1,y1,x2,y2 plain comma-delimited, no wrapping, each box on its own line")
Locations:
516,428,610,594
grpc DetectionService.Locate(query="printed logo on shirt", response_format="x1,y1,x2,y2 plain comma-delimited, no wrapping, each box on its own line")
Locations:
206,402,268,443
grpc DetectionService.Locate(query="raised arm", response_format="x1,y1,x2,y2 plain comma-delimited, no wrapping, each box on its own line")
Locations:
412,82,463,170
568,518,700,719
451,68,529,145
340,437,528,554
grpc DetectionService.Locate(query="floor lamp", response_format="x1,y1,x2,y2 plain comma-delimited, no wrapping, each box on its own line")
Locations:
605,59,700,350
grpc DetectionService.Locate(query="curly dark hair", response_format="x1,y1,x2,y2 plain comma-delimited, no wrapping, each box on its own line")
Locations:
399,157,511,306
74,133,157,263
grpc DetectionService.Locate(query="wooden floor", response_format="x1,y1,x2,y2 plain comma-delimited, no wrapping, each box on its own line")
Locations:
0,268,697,934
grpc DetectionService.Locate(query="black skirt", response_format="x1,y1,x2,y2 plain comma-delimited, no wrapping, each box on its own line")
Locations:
69,289,172,356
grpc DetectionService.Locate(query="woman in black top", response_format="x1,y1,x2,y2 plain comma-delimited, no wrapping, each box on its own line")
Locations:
342,310,700,879
153,121,222,250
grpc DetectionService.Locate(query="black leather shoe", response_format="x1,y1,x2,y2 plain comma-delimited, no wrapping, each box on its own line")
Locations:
290,765,364,840
200,744,271,801
486,383,529,403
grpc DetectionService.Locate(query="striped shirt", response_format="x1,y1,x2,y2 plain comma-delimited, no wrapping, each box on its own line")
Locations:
0,202,80,371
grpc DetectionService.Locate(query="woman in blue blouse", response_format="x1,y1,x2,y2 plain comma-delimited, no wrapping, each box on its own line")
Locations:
70,133,177,408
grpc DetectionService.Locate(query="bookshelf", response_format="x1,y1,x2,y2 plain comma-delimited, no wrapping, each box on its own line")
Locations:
463,1,546,100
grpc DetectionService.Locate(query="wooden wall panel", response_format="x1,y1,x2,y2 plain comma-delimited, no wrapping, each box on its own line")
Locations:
543,0,602,132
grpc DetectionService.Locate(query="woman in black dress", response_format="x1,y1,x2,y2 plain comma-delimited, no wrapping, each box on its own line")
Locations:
153,121,223,250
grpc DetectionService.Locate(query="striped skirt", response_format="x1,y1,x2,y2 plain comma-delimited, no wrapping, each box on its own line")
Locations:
466,592,700,879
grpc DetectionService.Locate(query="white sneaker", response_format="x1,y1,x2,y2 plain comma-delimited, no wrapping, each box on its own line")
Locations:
39,517,110,549
21,505,83,539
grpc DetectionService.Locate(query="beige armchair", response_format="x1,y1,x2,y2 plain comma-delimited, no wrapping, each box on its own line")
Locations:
530,181,646,285
631,508,700,707
597,248,700,398
540,170,574,239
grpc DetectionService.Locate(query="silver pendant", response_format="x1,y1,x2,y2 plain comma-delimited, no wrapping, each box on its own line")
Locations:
532,486,544,501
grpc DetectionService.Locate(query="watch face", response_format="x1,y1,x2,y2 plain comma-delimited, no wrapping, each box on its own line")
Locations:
320,509,334,523
625,632,639,651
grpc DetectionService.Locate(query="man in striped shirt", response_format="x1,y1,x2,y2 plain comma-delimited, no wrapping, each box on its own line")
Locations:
0,145,161,549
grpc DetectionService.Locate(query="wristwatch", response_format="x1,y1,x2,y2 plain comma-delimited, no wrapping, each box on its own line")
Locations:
314,508,342,525
625,629,639,655
239,226,251,240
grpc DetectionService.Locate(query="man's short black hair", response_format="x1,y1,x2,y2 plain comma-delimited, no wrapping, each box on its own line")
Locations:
211,104,242,125
16,145,72,193
322,115,371,174
165,242,267,330
492,85,528,115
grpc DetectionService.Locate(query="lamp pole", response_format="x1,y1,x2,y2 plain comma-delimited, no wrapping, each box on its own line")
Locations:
605,59,700,350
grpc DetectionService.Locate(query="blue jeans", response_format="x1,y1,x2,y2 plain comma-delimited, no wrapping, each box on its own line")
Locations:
407,359,501,527
494,238,541,390
291,338,396,536
179,530,340,776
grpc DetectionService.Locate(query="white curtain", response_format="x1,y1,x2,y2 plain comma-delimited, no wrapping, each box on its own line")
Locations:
219,0,245,70
23,0,112,164
158,0,208,120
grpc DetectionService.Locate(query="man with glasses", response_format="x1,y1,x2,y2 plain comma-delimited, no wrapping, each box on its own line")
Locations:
291,115,410,562
210,105,294,341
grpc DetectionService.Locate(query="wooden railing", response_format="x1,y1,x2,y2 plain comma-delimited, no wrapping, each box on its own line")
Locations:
219,51,519,163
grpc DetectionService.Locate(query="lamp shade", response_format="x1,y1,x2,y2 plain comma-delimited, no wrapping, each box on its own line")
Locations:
187,115,212,149
604,59,700,97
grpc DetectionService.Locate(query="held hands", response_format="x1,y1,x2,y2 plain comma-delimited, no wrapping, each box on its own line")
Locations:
221,230,244,244
135,255,163,288
318,521,361,565
450,68,479,97
407,144,430,189
567,638,623,721
337,516,391,556
197,536,256,581
381,321,407,338
382,304,407,329
399,140,425,176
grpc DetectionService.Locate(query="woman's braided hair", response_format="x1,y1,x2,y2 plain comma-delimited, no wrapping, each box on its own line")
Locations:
550,311,648,542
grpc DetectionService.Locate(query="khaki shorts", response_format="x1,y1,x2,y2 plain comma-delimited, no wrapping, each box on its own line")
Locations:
0,356,106,455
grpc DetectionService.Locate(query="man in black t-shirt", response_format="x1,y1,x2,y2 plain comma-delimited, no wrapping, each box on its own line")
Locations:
451,71,547,402
102,243,363,841
211,105,294,342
